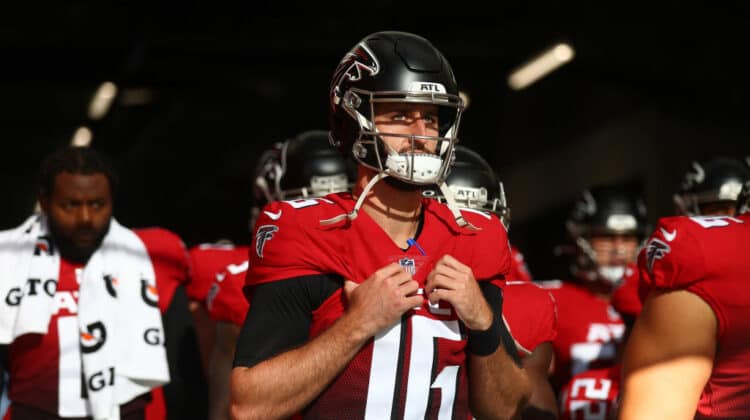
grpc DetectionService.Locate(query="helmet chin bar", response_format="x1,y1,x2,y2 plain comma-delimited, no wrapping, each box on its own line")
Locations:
570,235,629,286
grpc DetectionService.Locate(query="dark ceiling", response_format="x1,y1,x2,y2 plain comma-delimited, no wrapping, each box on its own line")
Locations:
2,2,749,277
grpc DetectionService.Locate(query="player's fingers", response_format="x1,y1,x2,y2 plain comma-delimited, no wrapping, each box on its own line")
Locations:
397,279,420,296
428,287,455,305
425,273,461,293
374,262,406,279
343,280,358,298
404,294,425,310
438,254,471,274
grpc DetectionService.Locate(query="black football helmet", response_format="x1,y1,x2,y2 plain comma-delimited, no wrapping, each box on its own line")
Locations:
737,180,750,215
565,185,649,285
254,130,353,205
424,145,510,228
674,156,750,216
329,31,464,187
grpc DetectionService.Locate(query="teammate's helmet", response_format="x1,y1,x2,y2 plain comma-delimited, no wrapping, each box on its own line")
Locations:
737,180,750,215
565,185,649,285
674,156,750,216
329,31,464,186
425,145,510,228
254,130,353,205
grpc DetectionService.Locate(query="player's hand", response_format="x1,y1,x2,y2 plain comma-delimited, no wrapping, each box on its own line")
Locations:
343,263,422,337
425,255,493,331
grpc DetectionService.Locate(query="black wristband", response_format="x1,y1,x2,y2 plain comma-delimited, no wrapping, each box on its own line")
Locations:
467,312,502,356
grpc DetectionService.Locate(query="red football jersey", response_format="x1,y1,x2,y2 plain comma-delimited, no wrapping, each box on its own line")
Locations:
206,259,249,327
186,243,249,303
500,281,557,357
610,263,641,318
8,228,188,418
541,281,624,390
638,214,750,418
559,365,620,420
507,246,533,282
247,193,511,419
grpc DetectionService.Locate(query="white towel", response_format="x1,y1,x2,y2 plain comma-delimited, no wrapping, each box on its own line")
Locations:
0,214,170,420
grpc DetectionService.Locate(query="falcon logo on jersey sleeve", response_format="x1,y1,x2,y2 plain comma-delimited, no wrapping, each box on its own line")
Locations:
255,225,279,258
645,238,671,273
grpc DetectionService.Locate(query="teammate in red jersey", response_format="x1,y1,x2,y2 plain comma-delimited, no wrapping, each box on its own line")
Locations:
429,145,533,283
428,145,557,418
135,228,208,420
621,182,750,418
230,31,530,419
0,147,179,419
558,263,641,420
207,130,352,420
543,184,648,391
186,241,249,375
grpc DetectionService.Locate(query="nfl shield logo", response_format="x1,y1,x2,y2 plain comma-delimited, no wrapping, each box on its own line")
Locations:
399,257,416,275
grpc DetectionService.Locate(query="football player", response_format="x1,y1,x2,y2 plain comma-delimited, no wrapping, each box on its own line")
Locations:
673,156,750,216
427,145,558,418
207,130,352,420
186,240,249,376
0,147,182,419
230,31,530,419
558,263,642,420
428,145,533,282
620,177,750,418
541,184,648,391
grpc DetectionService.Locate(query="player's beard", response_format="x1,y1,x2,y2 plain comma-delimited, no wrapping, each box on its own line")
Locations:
383,175,425,192
48,217,110,264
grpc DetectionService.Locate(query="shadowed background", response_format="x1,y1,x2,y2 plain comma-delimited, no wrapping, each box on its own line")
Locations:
2,1,748,278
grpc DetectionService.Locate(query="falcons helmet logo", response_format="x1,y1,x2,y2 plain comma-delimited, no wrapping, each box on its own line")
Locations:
330,42,380,110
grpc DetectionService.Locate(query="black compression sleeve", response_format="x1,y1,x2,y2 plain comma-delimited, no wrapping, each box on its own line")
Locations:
233,274,342,368
478,282,523,366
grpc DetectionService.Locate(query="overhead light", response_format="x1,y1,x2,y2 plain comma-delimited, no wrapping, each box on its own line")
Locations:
87,81,118,120
120,87,154,106
508,42,575,91
459,91,471,110
71,126,92,147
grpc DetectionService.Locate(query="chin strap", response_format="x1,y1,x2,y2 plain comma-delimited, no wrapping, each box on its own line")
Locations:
320,172,389,226
320,173,480,231
438,181,480,230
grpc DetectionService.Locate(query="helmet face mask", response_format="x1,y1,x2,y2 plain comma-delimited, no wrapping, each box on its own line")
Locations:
253,130,353,208
330,32,464,186
737,180,750,215
423,145,511,228
565,186,649,287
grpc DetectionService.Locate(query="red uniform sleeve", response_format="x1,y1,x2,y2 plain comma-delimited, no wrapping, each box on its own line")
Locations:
458,209,511,283
508,246,533,282
638,217,707,301
611,263,642,318
248,201,334,286
502,282,558,355
135,228,191,314
207,262,249,327
186,245,249,303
